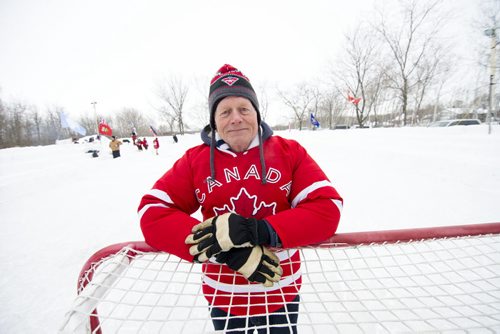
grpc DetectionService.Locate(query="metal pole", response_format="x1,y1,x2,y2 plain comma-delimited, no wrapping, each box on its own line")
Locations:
485,27,497,135
91,101,98,136
489,30,496,135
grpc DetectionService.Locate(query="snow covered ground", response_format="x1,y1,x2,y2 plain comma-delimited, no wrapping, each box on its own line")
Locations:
0,125,499,333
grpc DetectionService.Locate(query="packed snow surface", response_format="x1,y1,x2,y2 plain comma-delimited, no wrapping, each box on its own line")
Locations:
1,125,499,333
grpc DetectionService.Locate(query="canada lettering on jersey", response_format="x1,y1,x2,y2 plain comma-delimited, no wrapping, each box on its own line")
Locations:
196,165,287,205
223,166,281,184
280,181,292,197
205,165,282,194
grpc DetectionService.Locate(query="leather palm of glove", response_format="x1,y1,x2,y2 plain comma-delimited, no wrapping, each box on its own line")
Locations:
216,245,283,287
185,213,271,263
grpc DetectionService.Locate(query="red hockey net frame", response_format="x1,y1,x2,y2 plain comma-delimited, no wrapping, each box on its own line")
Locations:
60,222,500,333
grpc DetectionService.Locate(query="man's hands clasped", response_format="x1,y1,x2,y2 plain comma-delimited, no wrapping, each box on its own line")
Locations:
216,246,283,287
185,212,269,262
185,213,282,286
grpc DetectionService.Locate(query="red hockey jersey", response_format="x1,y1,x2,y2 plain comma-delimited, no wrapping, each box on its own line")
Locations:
138,124,343,316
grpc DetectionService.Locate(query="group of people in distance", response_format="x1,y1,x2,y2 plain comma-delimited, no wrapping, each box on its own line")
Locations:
134,136,150,151
108,134,161,158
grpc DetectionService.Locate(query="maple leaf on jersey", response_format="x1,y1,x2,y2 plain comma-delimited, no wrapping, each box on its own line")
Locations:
213,188,276,219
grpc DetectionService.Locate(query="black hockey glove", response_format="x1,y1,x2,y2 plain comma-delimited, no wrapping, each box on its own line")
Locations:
216,245,283,287
185,213,271,262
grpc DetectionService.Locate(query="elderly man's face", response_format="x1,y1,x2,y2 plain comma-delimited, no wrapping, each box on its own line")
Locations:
214,96,259,152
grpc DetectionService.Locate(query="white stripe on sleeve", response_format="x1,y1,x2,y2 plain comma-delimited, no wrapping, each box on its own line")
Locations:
332,199,343,213
138,203,169,221
147,189,174,205
290,180,334,208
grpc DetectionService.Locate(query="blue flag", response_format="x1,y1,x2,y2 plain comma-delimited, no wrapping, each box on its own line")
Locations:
310,113,320,128
60,112,86,136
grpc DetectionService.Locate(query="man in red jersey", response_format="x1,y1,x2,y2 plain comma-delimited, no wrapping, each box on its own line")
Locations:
138,64,343,333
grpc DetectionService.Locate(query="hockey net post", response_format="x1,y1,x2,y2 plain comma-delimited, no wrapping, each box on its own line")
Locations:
59,222,500,333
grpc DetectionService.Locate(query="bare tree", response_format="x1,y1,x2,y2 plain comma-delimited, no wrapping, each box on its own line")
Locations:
374,0,444,126
30,108,43,144
75,114,98,136
7,101,30,146
2,107,42,146
113,107,150,137
319,90,350,129
44,106,63,144
332,23,385,128
256,82,270,123
0,97,6,147
189,75,210,129
310,87,322,128
277,83,315,130
410,44,450,124
155,76,189,135
366,67,388,127
158,106,177,134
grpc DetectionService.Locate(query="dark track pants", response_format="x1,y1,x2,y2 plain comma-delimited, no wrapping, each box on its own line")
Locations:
210,295,300,333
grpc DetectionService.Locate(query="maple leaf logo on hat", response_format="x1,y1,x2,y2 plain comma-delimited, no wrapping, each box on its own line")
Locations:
221,76,239,86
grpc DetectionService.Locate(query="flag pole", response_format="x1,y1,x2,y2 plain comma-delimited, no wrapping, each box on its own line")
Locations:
91,101,98,137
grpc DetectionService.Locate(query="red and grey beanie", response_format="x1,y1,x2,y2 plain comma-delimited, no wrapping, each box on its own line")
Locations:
208,64,260,129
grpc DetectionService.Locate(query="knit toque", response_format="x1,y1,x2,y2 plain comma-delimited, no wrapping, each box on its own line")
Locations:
208,64,260,130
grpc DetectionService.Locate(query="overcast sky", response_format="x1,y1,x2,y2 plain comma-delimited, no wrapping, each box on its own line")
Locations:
0,0,485,127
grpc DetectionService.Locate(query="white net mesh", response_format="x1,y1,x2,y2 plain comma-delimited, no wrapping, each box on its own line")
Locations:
60,233,500,333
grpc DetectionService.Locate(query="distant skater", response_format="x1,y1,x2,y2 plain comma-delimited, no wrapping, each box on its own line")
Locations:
136,138,143,151
109,136,122,158
153,137,160,155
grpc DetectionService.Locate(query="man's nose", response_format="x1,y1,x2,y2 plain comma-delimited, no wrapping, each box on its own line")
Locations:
229,110,243,123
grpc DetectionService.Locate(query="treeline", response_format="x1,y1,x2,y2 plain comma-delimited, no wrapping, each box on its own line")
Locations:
0,101,177,149
0,101,61,148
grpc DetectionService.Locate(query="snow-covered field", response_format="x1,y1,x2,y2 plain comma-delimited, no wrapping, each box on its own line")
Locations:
1,125,499,333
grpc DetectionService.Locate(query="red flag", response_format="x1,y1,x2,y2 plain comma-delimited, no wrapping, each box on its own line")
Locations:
347,94,361,105
98,119,112,136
